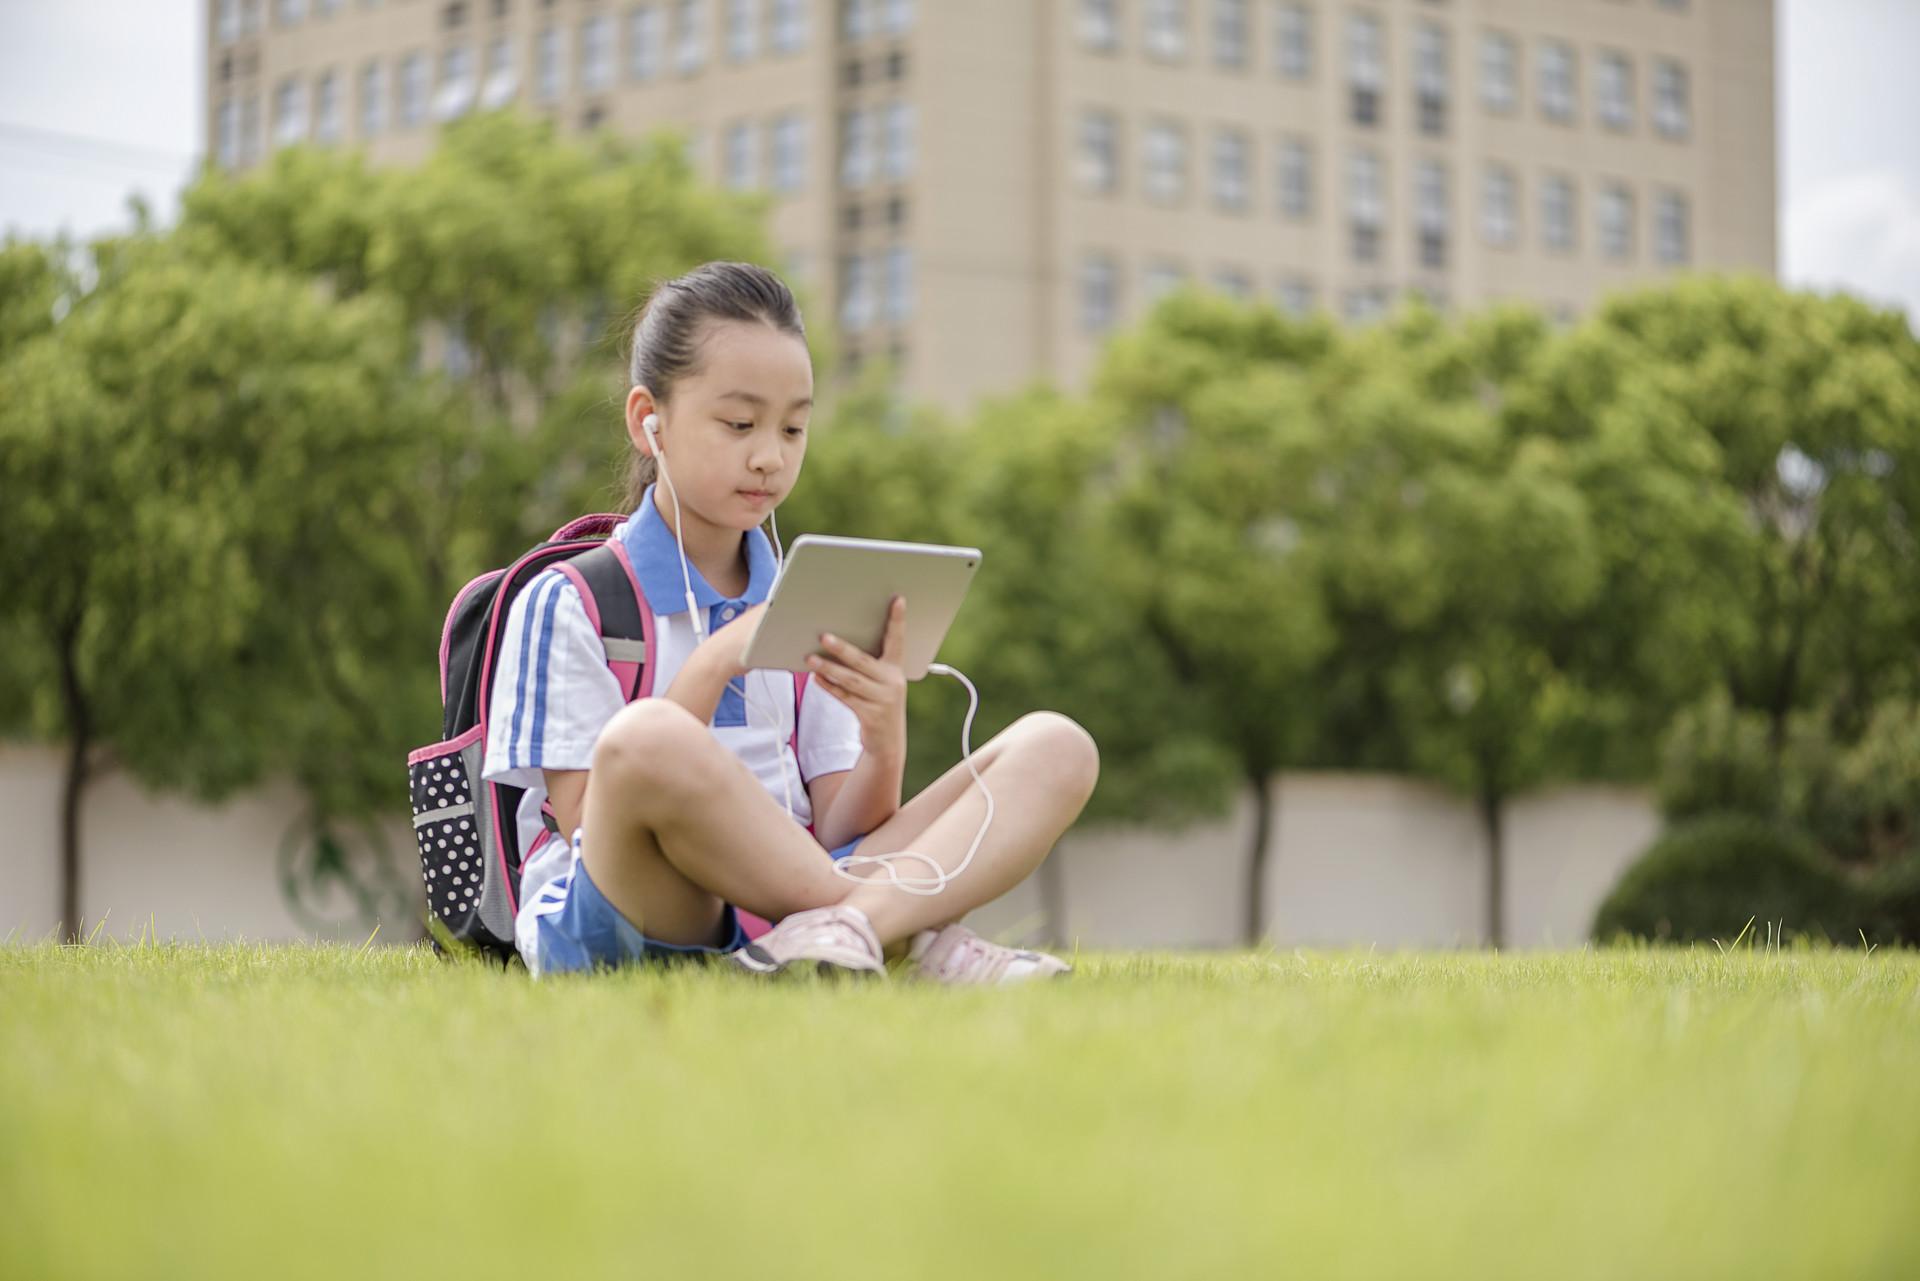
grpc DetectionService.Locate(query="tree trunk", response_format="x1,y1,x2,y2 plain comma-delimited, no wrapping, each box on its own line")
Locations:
1481,788,1504,949
1245,769,1276,946
56,616,91,943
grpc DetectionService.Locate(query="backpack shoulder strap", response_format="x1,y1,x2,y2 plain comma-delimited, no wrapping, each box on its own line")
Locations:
553,541,653,703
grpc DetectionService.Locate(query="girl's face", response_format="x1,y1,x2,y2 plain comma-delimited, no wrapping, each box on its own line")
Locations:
628,319,814,531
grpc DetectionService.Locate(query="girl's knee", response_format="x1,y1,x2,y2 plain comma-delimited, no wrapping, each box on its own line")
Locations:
591,699,713,788
1011,711,1100,794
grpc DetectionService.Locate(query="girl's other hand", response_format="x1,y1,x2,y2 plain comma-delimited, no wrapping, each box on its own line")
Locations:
806,596,908,760
702,602,770,679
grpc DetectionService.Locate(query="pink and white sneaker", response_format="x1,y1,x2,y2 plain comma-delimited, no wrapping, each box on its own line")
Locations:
906,924,1072,985
732,905,886,978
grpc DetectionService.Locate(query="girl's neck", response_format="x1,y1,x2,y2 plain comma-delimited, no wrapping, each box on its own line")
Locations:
651,484,749,597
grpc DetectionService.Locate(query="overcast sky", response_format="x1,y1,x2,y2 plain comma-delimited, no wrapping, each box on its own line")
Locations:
1,0,1916,325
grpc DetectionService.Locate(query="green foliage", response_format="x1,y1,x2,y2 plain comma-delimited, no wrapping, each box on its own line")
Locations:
0,238,447,810
1592,813,1872,945
1827,698,1920,864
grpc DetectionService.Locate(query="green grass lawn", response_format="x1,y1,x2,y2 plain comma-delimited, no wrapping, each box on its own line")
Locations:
3,942,1916,1281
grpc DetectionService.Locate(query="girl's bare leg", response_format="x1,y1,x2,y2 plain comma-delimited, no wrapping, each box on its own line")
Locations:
578,700,1098,950
835,711,1099,944
576,699,855,946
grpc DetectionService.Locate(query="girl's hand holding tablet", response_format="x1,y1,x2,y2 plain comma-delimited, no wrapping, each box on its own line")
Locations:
805,595,908,761
703,603,771,678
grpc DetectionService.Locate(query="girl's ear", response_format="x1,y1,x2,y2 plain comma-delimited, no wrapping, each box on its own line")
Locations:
625,386,659,455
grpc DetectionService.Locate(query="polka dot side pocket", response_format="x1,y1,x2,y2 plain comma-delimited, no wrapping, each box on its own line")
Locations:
408,726,486,930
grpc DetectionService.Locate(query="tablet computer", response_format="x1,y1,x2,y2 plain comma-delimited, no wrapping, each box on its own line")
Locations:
739,534,981,681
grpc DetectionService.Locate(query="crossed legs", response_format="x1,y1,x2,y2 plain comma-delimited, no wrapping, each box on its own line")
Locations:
576,699,1099,949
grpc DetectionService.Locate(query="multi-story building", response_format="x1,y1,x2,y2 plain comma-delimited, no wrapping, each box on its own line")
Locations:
206,0,1775,412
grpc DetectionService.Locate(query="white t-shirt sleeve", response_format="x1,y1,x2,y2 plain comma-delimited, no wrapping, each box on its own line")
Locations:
481,570,625,791
797,678,865,781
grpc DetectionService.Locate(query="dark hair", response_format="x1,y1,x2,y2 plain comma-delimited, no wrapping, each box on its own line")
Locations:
621,261,807,510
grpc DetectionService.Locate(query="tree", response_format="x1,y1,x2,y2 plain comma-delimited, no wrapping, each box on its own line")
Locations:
1088,291,1342,943
0,240,447,939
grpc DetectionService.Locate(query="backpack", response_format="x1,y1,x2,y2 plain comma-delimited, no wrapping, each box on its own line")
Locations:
407,513,809,961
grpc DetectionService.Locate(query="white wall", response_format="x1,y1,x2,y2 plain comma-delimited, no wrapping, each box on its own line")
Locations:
1,743,1660,950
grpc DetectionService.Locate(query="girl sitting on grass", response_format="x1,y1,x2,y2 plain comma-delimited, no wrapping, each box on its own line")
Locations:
482,261,1099,982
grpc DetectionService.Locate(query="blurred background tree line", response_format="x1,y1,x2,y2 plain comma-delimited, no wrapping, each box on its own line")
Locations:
4,114,1917,945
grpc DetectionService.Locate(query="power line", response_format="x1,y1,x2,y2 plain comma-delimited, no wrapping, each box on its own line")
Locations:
0,120,202,175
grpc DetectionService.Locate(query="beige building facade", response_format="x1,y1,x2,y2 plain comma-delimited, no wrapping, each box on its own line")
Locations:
207,0,1775,412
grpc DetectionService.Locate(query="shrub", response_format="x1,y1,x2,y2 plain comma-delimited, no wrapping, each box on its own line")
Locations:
1593,813,1871,945
1866,856,1920,945
1828,699,1920,865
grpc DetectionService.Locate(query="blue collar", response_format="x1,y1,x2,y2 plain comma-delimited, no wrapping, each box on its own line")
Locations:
620,483,779,614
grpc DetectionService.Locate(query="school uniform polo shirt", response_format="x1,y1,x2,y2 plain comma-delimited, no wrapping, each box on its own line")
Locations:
481,484,865,936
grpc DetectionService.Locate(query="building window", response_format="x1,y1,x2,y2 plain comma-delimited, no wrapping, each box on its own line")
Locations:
237,93,260,164
217,0,241,45
359,61,386,136
398,53,428,125
1077,109,1120,195
1143,259,1188,303
839,106,874,187
674,0,706,74
724,120,756,187
1655,188,1689,263
216,97,240,168
1214,0,1248,70
273,76,307,146
841,0,869,40
840,254,873,332
1347,147,1383,262
1416,158,1448,268
1275,136,1311,220
1273,276,1315,317
628,6,664,80
481,36,517,109
277,0,306,27
436,45,474,120
581,15,614,91
726,0,757,61
877,0,912,36
1211,127,1250,212
1342,286,1389,324
1598,182,1634,259
1596,50,1633,131
1210,266,1254,300
1481,163,1516,247
1653,59,1690,138
1480,31,1516,113
1414,23,1448,135
1080,252,1120,333
771,0,807,53
769,112,806,191
1538,39,1575,123
1080,0,1120,52
314,70,341,142
1542,173,1576,252
316,0,341,16
1143,119,1187,204
882,245,912,324
1347,12,1383,126
535,27,562,101
880,100,914,180
1145,0,1187,62
1273,2,1311,80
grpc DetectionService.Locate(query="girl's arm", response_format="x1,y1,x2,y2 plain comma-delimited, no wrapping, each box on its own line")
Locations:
809,744,904,851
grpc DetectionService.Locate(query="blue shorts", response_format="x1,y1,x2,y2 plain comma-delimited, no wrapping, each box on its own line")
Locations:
526,830,867,976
